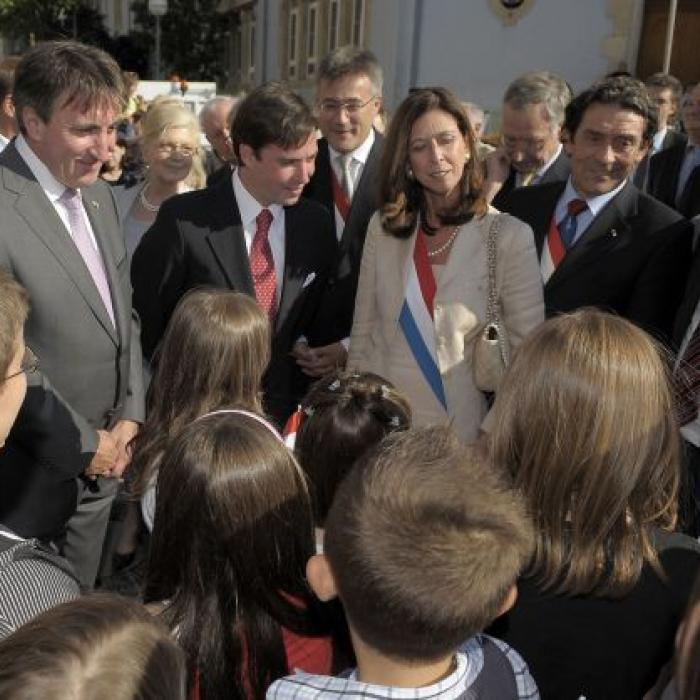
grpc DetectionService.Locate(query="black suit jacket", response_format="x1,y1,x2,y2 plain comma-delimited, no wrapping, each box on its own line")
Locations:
647,137,691,211
500,180,692,342
131,175,337,424
492,149,570,211
302,133,383,340
673,244,700,349
634,130,686,190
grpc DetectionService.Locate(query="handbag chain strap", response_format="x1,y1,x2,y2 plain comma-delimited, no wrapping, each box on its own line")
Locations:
485,214,501,326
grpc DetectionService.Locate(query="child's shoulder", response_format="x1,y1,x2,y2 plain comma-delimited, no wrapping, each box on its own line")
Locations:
266,671,350,700
460,634,539,700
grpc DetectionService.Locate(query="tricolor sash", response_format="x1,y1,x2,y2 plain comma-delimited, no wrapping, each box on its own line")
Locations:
398,231,448,410
540,215,566,284
330,167,350,240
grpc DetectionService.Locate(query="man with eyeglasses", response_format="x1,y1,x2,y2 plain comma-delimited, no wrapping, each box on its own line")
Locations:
0,41,145,588
485,71,571,210
299,47,384,378
498,76,691,343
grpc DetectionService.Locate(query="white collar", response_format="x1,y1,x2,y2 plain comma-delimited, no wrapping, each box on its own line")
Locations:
15,133,76,202
328,129,375,165
232,167,284,229
537,142,563,177
562,175,627,217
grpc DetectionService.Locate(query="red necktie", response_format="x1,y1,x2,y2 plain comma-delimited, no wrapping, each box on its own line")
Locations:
250,208,277,321
675,323,700,425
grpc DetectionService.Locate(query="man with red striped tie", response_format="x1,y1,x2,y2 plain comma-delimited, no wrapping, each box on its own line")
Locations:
300,47,384,378
498,76,692,343
132,83,338,425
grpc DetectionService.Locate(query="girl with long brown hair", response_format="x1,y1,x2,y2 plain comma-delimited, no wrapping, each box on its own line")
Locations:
487,309,700,699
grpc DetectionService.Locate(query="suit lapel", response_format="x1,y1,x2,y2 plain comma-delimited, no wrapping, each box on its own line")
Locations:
528,183,565,257
339,133,382,255
204,178,254,294
276,205,309,333
2,147,118,342
547,182,636,291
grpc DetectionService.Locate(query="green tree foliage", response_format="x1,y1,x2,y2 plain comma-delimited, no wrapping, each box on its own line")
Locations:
0,0,111,47
131,0,230,83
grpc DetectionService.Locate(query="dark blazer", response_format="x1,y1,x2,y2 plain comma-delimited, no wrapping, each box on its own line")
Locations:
302,133,383,341
500,179,692,342
634,129,686,190
0,141,144,538
673,243,700,349
647,137,691,211
131,174,338,425
492,148,570,211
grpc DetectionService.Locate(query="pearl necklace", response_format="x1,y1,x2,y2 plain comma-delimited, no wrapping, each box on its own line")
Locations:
139,183,161,213
425,226,460,258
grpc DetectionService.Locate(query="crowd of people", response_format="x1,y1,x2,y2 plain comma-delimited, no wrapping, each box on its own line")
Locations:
0,36,698,699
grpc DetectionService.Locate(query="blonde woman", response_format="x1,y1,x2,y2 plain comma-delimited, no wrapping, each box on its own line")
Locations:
114,100,205,256
487,309,700,699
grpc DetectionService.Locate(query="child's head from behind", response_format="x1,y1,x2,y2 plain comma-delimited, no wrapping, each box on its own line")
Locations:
148,410,314,601
295,371,411,525
0,593,186,700
310,426,533,662
151,289,270,416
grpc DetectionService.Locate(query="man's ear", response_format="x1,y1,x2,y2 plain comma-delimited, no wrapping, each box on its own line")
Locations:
306,553,338,602
22,106,45,142
2,94,15,119
496,584,518,617
238,143,255,168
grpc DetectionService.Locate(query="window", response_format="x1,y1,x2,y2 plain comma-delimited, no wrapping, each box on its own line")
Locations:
233,24,243,76
307,3,318,78
288,9,299,79
351,0,364,46
328,0,340,52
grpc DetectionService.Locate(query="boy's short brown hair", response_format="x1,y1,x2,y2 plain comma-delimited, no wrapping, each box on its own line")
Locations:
0,268,28,379
324,426,533,661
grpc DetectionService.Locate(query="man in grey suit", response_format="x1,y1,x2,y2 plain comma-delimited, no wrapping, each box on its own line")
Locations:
0,41,144,587
485,71,572,209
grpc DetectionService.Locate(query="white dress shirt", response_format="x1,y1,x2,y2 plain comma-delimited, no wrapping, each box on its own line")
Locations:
232,168,285,301
554,176,627,246
327,129,375,241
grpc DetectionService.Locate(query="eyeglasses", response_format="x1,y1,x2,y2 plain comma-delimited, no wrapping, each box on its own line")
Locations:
318,96,377,115
4,346,39,382
157,142,197,157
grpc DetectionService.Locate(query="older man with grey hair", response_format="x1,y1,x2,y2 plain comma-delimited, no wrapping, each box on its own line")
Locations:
199,94,242,185
486,71,571,209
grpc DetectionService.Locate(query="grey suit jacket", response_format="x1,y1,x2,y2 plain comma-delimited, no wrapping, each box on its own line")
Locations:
0,141,144,538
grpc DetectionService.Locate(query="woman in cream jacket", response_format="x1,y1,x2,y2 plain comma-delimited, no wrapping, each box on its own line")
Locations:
348,87,544,442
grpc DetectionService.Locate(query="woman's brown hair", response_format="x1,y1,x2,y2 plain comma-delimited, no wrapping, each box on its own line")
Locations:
489,309,680,597
129,289,270,496
378,86,487,237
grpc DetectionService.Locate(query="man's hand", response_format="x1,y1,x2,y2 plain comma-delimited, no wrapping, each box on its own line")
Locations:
85,429,118,477
483,146,511,203
109,419,140,478
291,341,348,378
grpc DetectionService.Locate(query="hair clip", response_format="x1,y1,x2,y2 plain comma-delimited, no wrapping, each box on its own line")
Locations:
303,406,315,417
328,379,341,391
381,384,391,398
389,415,400,428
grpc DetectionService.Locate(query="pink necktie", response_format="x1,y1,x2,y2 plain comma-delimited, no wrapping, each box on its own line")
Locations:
60,188,115,327
250,209,277,321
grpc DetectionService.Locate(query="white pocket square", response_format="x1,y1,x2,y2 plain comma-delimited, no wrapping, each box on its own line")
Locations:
302,272,316,288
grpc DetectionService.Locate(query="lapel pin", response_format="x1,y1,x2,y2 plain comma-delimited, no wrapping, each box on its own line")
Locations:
610,228,617,238
91,200,99,209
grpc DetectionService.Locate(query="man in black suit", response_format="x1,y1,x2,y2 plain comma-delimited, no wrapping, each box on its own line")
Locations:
648,82,700,220
499,76,692,342
132,83,337,425
633,72,685,189
298,48,383,377
485,71,572,209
